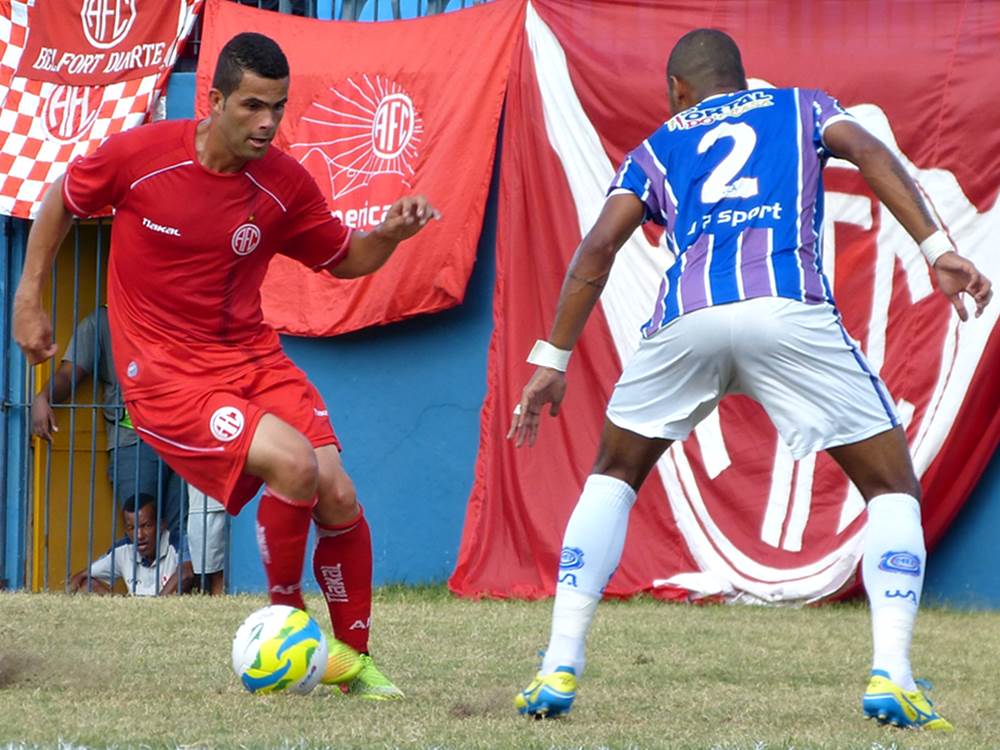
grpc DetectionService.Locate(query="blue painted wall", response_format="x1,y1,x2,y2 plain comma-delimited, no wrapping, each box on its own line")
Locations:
2,219,30,589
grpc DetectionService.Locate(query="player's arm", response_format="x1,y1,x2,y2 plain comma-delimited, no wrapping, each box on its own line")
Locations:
329,195,441,279
823,121,992,320
12,175,75,364
508,194,646,447
32,361,89,442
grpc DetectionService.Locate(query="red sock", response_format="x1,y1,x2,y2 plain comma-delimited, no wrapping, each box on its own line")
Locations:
256,489,313,611
313,510,373,653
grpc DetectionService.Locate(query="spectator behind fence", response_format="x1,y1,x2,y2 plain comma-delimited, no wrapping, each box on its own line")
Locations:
187,486,227,595
31,306,226,561
69,494,193,596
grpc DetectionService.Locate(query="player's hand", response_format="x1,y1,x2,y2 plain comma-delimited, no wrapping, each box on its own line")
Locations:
507,367,567,448
12,296,57,365
30,393,58,442
376,195,441,242
933,252,993,321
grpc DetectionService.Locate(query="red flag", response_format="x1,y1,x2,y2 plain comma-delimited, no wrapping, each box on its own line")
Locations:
18,0,187,85
196,0,525,336
451,0,1000,602
0,0,201,218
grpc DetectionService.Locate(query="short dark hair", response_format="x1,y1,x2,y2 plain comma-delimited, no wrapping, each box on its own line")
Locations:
667,29,746,92
212,32,289,98
122,493,157,517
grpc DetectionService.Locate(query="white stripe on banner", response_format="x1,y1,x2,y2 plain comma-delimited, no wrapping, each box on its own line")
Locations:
525,1,670,370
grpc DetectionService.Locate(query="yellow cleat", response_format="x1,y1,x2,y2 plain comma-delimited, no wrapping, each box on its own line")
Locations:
862,671,953,731
320,639,363,685
514,666,577,718
341,654,404,700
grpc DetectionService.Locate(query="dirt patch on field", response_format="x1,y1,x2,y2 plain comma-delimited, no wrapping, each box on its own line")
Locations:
0,651,41,688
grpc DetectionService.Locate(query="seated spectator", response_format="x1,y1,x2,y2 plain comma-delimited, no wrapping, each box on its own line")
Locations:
69,494,193,596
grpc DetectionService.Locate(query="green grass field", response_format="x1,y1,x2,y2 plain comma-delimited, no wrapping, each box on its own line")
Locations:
0,588,997,750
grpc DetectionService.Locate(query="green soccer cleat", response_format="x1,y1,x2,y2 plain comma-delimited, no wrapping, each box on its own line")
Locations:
862,671,953,731
341,654,404,700
514,666,577,718
320,638,364,686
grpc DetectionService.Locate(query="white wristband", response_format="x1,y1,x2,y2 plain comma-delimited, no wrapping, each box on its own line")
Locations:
527,340,571,372
919,230,953,266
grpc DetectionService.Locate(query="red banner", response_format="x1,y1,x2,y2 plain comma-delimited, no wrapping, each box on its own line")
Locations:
17,0,186,85
450,0,1000,602
196,0,524,336
0,0,201,218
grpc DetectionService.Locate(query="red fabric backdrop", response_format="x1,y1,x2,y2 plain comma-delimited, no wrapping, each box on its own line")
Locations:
196,0,524,335
451,0,1000,601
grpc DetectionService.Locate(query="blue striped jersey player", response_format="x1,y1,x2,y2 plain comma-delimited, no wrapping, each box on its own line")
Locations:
509,28,992,727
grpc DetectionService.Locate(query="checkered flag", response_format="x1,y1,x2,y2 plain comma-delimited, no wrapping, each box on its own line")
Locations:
0,0,202,219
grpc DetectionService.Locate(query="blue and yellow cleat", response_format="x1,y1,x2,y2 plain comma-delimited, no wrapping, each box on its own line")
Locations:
514,666,577,718
862,671,953,731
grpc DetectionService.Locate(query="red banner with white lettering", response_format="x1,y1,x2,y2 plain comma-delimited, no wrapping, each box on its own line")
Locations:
0,0,201,218
196,0,524,336
18,0,184,85
450,0,1000,602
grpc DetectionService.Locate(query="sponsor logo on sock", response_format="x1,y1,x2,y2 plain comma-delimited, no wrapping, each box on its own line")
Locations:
255,522,270,564
349,618,371,630
558,572,578,587
320,563,349,603
878,551,922,576
560,546,585,570
270,583,301,595
884,589,918,603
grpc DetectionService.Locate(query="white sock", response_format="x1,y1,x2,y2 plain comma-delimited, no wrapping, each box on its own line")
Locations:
862,493,925,692
541,474,636,676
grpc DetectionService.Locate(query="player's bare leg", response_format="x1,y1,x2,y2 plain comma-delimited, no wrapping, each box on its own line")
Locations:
246,413,319,501
826,427,951,730
517,421,671,717
312,445,402,698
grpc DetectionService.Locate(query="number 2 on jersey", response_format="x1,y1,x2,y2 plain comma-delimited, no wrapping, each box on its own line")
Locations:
697,122,759,203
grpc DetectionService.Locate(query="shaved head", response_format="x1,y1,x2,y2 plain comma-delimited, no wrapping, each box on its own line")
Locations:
667,29,747,94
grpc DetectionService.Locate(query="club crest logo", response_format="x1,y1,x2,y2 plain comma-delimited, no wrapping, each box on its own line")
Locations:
81,0,137,49
231,223,261,256
290,75,423,201
42,85,102,143
210,406,244,442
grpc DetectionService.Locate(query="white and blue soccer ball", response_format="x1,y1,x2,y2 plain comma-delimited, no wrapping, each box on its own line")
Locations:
231,605,328,694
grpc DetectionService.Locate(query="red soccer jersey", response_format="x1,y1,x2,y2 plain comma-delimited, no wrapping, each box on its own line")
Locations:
62,119,351,399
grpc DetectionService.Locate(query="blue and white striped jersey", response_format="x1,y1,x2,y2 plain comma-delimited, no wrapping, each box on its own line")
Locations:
610,88,855,337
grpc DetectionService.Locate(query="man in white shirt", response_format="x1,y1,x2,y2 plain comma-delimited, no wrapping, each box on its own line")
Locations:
70,494,192,596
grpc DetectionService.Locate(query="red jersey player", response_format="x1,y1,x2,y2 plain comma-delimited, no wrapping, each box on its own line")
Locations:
13,32,440,699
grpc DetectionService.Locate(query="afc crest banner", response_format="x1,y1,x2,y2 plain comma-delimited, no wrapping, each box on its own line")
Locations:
0,0,201,218
450,0,1000,602
197,0,524,336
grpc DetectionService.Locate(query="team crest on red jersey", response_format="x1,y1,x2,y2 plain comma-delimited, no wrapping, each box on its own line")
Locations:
231,223,261,256
210,407,245,442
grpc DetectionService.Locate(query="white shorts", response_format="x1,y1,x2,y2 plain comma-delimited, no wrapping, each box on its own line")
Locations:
186,486,226,575
606,297,899,459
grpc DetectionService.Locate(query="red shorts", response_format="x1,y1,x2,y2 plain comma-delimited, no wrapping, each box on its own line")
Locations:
126,352,339,515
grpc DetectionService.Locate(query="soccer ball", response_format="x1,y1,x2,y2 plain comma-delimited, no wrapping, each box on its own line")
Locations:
231,605,328,694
